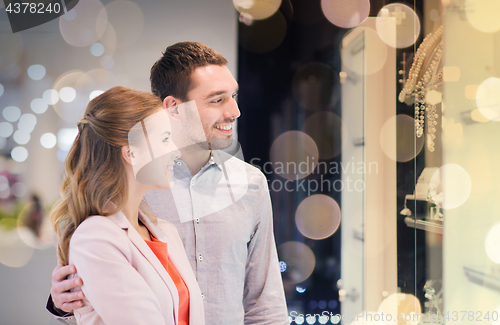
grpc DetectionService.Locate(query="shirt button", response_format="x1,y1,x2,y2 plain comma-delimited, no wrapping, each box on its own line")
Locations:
198,255,203,262
191,180,194,186
201,293,205,299
195,218,200,224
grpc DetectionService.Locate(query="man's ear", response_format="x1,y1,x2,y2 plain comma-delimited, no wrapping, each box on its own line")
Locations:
121,146,134,166
163,96,181,118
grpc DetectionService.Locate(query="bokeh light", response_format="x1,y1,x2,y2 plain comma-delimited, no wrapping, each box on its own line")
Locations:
11,146,28,162
376,3,421,48
63,7,76,21
53,69,115,123
77,69,115,98
52,70,85,123
430,164,472,209
90,42,105,57
270,131,319,180
303,112,342,159
43,89,59,105
103,1,144,49
278,241,316,284
233,0,282,20
89,90,105,100
306,315,316,324
59,0,107,47
319,315,329,324
465,84,479,100
59,87,77,103
292,62,338,112
239,10,287,54
470,109,490,123
426,90,442,105
295,194,341,240
342,27,388,75
30,98,48,114
98,23,117,58
40,133,57,149
2,106,21,122
380,114,424,162
0,222,34,268
57,128,78,151
0,187,10,199
0,122,14,138
13,131,30,145
429,9,440,22
443,66,460,82
377,293,422,325
15,202,53,249
27,64,46,81
476,77,500,121
465,0,500,33
100,55,114,69
296,286,306,293
0,175,7,191
11,182,26,198
321,0,370,28
485,223,500,264
18,114,37,133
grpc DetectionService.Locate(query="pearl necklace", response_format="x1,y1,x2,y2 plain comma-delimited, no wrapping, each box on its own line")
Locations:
399,25,444,152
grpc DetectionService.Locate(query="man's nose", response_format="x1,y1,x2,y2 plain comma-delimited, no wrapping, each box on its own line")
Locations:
223,99,241,119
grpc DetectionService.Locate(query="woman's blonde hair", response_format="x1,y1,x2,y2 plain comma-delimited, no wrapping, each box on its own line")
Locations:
51,86,162,265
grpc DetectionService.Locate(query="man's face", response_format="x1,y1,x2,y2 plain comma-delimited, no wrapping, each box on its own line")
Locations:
184,65,240,150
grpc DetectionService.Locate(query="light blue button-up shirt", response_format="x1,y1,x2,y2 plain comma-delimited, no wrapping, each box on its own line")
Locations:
145,150,288,325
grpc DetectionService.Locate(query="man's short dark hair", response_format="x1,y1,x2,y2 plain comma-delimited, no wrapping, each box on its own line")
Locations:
150,42,228,102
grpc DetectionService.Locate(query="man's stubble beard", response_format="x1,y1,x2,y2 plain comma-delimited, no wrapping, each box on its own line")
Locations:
182,118,233,151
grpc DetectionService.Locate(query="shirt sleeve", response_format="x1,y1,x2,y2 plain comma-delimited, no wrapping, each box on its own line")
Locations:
243,175,289,325
46,295,77,325
69,217,166,325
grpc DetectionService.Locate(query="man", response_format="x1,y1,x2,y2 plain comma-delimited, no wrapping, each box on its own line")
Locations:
48,42,289,325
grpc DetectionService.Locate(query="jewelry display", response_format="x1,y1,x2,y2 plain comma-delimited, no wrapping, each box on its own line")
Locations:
399,26,444,152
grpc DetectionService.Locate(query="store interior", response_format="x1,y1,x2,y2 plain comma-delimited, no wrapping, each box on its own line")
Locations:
1,0,500,324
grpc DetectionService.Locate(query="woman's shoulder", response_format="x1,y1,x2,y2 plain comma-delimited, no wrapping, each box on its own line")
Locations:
155,218,177,234
71,214,127,242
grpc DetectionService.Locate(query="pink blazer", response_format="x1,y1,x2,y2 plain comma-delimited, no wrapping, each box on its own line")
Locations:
69,211,205,325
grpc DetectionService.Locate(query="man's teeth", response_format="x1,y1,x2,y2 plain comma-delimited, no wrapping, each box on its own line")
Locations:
215,124,232,131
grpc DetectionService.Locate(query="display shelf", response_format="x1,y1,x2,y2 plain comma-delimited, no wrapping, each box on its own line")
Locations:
464,266,500,294
404,217,443,234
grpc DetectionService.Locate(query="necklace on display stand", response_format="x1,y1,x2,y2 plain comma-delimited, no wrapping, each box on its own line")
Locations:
399,25,444,152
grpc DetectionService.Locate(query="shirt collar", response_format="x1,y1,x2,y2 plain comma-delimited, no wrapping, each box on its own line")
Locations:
173,150,222,180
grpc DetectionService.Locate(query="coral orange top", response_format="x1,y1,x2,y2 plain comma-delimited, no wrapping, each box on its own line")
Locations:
145,235,190,325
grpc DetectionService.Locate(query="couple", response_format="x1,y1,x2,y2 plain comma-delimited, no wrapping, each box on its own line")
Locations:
48,42,288,325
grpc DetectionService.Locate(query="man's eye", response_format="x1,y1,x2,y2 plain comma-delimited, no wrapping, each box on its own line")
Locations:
212,98,223,104
232,93,238,99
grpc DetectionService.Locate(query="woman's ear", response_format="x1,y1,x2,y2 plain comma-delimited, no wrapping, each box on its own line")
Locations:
164,96,181,119
121,146,134,166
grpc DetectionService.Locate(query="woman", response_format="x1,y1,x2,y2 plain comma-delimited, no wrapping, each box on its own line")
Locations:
51,86,204,325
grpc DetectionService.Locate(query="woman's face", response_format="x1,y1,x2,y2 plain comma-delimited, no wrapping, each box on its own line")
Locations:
129,106,181,188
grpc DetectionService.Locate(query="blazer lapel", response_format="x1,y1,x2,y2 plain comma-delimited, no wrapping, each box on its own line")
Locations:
166,238,203,323
108,212,180,324
145,216,204,324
